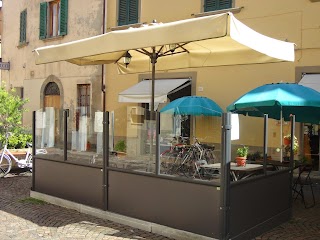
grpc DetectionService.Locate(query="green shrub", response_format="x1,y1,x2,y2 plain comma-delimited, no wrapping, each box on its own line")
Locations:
0,131,32,149
114,140,126,152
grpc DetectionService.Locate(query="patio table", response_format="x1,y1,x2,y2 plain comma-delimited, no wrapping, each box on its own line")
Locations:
200,162,263,181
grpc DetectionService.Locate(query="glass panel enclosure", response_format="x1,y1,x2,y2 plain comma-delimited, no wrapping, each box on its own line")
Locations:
66,107,102,166
110,105,155,172
35,108,63,159
159,112,222,181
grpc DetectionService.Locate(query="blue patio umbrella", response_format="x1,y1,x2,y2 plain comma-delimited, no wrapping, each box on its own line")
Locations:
227,83,320,124
160,96,223,116
227,82,320,160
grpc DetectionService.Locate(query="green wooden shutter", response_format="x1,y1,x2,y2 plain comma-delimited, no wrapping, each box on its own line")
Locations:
204,0,232,12
218,0,232,10
118,0,127,26
128,0,138,24
20,10,27,43
59,0,68,36
118,0,138,26
39,2,47,39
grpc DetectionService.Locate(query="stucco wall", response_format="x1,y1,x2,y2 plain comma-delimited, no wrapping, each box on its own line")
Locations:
2,0,320,157
2,0,104,128
104,0,320,158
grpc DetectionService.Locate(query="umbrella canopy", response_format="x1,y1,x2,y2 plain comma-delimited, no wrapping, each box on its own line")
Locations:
34,12,294,69
226,83,320,124
160,96,223,116
34,12,294,113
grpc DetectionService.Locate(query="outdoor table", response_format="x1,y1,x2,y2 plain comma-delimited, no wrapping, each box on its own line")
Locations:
200,162,263,181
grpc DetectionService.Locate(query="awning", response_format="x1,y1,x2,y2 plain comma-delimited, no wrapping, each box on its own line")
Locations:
299,74,320,92
118,79,190,103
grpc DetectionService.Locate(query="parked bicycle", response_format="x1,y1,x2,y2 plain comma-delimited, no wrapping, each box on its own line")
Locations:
160,136,190,172
0,132,47,177
161,136,217,179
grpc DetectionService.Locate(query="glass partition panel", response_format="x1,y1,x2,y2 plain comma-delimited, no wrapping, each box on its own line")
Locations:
110,105,155,172
229,115,290,181
159,112,222,182
35,108,64,159
66,107,103,166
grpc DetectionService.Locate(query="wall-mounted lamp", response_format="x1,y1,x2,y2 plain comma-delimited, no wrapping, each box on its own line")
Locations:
169,44,177,53
123,51,132,68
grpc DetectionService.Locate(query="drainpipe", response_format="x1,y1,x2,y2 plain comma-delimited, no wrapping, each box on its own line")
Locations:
102,0,108,211
102,0,107,111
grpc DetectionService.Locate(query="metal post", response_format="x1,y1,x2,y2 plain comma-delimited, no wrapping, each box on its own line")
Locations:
289,115,295,210
263,114,268,175
155,112,160,175
32,111,36,191
220,112,231,240
64,110,68,161
103,111,109,210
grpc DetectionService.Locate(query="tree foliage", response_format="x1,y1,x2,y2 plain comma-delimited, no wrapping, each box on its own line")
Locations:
0,86,29,147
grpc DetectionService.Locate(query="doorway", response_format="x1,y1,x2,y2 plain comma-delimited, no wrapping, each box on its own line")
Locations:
43,82,61,146
304,124,320,170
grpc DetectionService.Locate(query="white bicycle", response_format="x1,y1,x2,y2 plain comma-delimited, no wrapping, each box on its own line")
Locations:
0,133,47,177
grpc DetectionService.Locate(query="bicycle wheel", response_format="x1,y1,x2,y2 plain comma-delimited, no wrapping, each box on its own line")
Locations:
0,154,12,177
26,154,33,172
204,149,216,164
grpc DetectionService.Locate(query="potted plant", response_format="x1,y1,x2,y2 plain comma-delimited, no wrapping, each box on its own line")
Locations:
114,140,127,156
236,146,249,166
283,134,299,159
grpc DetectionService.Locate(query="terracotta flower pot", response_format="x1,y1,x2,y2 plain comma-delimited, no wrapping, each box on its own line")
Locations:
283,137,291,146
236,157,247,167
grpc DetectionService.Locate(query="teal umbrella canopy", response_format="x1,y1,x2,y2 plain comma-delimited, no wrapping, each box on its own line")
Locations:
227,83,320,124
160,96,223,116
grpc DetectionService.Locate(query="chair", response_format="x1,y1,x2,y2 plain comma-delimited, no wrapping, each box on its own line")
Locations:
292,164,315,208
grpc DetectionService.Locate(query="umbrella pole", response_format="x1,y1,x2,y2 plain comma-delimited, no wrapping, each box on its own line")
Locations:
280,108,283,162
148,47,157,171
151,47,157,114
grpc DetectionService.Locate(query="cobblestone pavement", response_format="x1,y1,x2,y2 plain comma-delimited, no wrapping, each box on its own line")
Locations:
0,172,172,240
1,171,320,240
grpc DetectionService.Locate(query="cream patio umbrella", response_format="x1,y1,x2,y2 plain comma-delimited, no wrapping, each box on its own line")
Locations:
34,12,295,113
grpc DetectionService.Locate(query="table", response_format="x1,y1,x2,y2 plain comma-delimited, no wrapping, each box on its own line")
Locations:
200,162,263,181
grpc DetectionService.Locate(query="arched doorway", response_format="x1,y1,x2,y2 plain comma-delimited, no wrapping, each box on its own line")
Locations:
43,82,61,146
44,82,60,109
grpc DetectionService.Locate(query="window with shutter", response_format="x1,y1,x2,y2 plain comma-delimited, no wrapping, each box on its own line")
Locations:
39,2,47,39
39,0,68,40
204,0,232,12
118,0,139,26
19,10,27,44
60,0,68,36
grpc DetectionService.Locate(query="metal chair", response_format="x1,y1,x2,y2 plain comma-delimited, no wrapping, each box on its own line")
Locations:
292,164,315,208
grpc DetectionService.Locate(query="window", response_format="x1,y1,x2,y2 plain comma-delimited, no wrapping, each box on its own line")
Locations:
118,0,139,26
19,9,27,44
76,84,90,131
204,0,232,12
77,84,91,117
39,0,68,39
